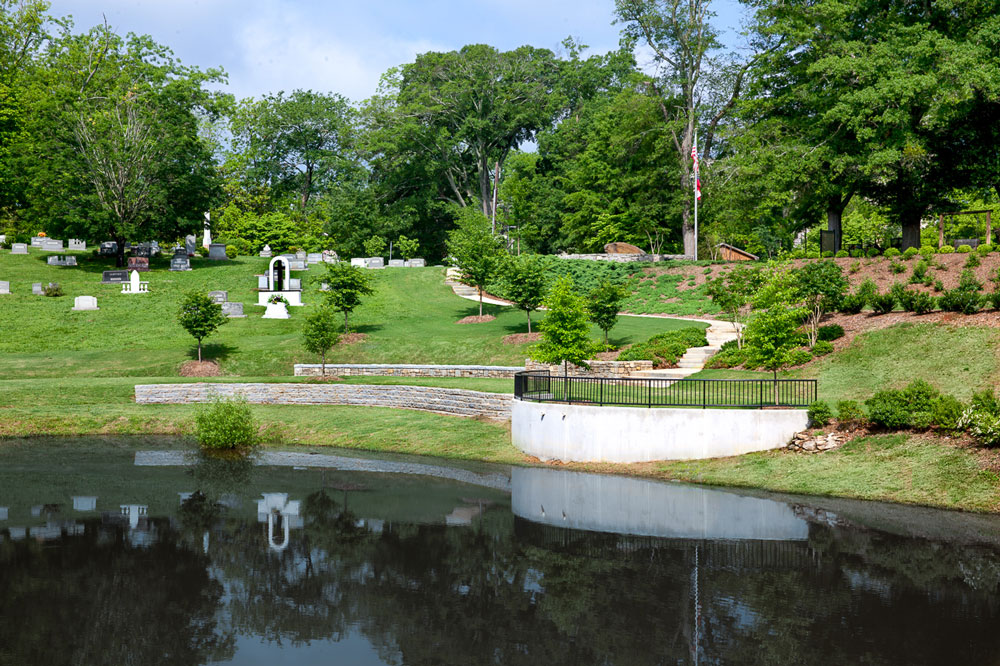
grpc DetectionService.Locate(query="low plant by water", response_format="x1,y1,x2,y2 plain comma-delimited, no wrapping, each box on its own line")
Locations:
194,395,259,451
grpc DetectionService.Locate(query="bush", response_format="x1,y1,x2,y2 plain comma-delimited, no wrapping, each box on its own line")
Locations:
835,250,849,258
866,248,880,258
890,260,906,274
931,395,964,430
42,283,63,297
194,396,259,450
224,245,237,259
817,324,844,341
849,261,860,274
883,247,901,258
805,251,820,259
902,379,939,412
978,244,994,256
811,340,834,356
933,278,944,292
987,289,1000,310
870,291,896,314
958,268,983,292
938,244,955,254
938,288,981,314
909,290,937,314
850,249,863,258
909,259,928,284
195,246,208,257
617,327,708,367
839,293,867,314
704,346,745,369
957,244,972,253
902,247,919,260
865,389,911,429
808,400,833,427
228,238,252,256
837,400,865,425
787,250,805,259
823,250,835,258
856,278,878,304
959,409,1000,447
787,348,813,366
971,389,1000,415
965,252,981,269
919,246,936,258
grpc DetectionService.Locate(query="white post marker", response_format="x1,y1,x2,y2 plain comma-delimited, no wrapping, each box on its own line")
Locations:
692,135,701,262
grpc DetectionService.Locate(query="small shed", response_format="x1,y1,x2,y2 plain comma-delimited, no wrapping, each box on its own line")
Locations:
716,243,758,262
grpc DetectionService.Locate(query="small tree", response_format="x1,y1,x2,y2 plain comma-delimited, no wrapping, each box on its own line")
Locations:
363,235,386,258
506,254,548,333
532,276,596,372
396,235,419,260
447,207,507,316
302,306,340,375
587,279,628,346
794,260,848,346
177,291,228,362
322,262,374,332
742,266,807,402
705,265,763,348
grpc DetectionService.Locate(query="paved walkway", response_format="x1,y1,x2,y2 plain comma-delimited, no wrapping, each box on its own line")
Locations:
445,267,513,306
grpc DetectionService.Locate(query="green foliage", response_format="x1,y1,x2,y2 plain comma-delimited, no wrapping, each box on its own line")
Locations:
587,279,628,345
957,244,972,253
932,395,965,430
794,259,847,346
501,254,549,333
835,250,849,258
616,327,707,367
958,268,983,292
909,259,929,283
849,261,860,273
839,293,866,314
902,247,919,260
865,390,911,429
224,245,236,259
988,288,1000,310
194,395,259,451
870,291,896,315
807,400,833,427
938,288,982,314
823,250,835,258
395,235,419,260
363,235,387,257
817,324,844,341
889,260,906,274
532,276,596,368
42,283,62,297
812,340,834,356
321,262,375,332
856,278,878,304
978,244,994,256
883,247,900,258
964,252,981,269
446,207,507,316
958,390,1000,446
787,348,813,366
938,245,955,254
919,246,936,259
836,400,865,425
214,207,307,254
302,306,340,372
910,290,937,314
177,291,228,362
743,265,807,377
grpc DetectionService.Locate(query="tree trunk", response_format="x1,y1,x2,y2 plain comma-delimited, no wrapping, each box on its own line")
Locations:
321,350,326,376
526,310,531,334
479,288,483,317
344,311,349,333
197,339,202,363
901,208,925,250
826,195,849,252
115,236,126,268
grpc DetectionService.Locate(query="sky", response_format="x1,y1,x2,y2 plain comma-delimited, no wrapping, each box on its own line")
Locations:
45,0,748,102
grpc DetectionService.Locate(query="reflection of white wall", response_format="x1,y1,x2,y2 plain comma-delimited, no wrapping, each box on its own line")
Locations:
512,467,809,541
73,496,97,511
256,493,303,552
0,507,7,521
120,505,148,530
8,527,25,540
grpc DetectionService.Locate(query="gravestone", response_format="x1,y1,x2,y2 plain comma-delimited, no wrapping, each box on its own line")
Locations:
30,236,45,248
295,250,307,261
69,239,86,251
46,256,59,266
208,290,228,304
350,258,366,268
307,252,322,264
208,243,227,260
101,270,129,284
288,278,301,291
388,259,406,268
47,256,77,267
0,234,5,244
406,258,426,267
10,243,27,255
71,295,99,311
323,250,338,263
131,243,151,258
320,282,330,291
0,281,9,294
185,235,197,256
99,241,118,256
127,257,149,272
221,302,245,318
32,283,42,295
288,259,306,271
121,270,147,294
41,239,63,252
257,275,268,290
260,244,272,258
365,257,385,269
169,249,191,271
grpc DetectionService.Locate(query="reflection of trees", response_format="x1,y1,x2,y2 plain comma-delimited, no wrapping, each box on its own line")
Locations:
0,519,233,665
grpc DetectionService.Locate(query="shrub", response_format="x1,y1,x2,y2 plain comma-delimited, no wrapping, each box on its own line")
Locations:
919,246,936,258
883,247,901,258
42,283,63,297
957,244,973,253
902,247,919,260
938,288,981,314
787,250,805,259
704,346,745,369
933,278,944,292
988,289,1000,310
267,294,290,306
866,248,880,258
870,291,896,314
805,251,820,259
835,250,849,258
617,327,708,367
958,268,983,292
865,389,911,429
837,400,865,426
812,340,834,356
959,409,1000,447
978,244,994,256
194,396,259,450
817,324,844,341
195,245,208,257
839,293,867,314
823,250,835,258
787,348,813,366
911,411,935,429
856,278,877,304
808,400,833,427
902,379,939,412
971,389,1000,415
850,249,863,258
229,238,252,256
931,395,964,430
224,245,237,259
909,259,928,284
938,244,955,254
890,260,906,274
849,261,860,274
965,252,981,269
909,290,936,314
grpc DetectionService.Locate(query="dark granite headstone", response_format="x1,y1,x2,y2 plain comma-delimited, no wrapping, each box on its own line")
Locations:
127,257,149,272
99,242,118,256
170,256,191,271
101,270,129,284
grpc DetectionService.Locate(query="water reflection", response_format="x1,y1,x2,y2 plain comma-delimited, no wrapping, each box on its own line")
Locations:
1,442,999,665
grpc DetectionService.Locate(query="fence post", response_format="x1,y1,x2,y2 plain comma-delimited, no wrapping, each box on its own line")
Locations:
702,381,706,409
648,379,652,408
599,378,604,406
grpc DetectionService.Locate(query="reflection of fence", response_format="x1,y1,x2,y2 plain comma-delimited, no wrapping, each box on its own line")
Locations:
513,371,817,409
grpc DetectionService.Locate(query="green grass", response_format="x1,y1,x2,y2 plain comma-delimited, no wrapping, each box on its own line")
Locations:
622,271,720,316
656,434,1000,512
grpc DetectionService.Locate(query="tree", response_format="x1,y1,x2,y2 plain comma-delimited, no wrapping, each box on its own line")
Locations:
302,306,340,375
587,279,628,346
505,254,548,333
178,291,228,362
396,235,419,260
705,265,763,348
446,207,507,316
363,235,386,258
794,260,847,347
322,262,374,332
742,265,807,400
532,276,595,370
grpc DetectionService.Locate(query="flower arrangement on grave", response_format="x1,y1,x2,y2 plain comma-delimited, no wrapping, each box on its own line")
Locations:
267,294,290,307
38,231,46,237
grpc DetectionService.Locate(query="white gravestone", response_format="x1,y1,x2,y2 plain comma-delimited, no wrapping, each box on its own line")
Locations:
73,496,98,511
406,258,426,267
72,295,99,311
350,258,366,267
41,239,63,251
388,259,406,267
257,256,303,306
121,270,148,294
11,243,27,255
295,250,307,260
365,257,385,269
307,252,322,264
288,259,306,271
30,236,45,248
203,211,212,249
208,290,227,303
288,278,301,291
221,302,245,318
208,243,227,260
0,506,7,521
32,283,42,295
185,235,197,256
262,301,289,319
257,275,268,290
260,244,272,258
69,239,86,251
0,281,9,294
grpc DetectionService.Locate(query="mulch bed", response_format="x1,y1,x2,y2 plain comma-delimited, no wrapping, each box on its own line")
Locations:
179,361,221,377
339,332,369,345
503,332,541,345
456,315,496,324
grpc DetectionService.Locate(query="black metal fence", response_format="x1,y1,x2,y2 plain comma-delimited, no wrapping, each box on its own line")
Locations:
514,370,817,409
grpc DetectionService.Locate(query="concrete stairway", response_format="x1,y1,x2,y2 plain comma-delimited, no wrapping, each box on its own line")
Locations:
632,320,740,380
445,267,512,306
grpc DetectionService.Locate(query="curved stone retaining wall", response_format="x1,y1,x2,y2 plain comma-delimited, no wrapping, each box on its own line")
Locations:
512,399,808,463
293,363,523,378
135,383,512,420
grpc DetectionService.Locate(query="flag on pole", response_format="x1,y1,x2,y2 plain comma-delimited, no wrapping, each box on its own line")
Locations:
691,145,701,200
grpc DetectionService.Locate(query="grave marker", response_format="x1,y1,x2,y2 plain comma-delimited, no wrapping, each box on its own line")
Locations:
99,241,118,256
208,243,228,260
208,290,228,304
0,281,9,294
260,244,272,258
127,257,149,272
388,259,406,268
101,270,129,284
69,239,86,251
10,243,27,255
41,239,63,252
32,283,42,295
307,252,322,264
185,235,197,256
170,251,191,271
406,258,426,267
221,302,246,318
71,295,99,311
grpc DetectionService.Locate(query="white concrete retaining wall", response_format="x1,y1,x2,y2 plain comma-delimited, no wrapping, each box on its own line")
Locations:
512,399,808,463
135,383,512,419
294,363,523,378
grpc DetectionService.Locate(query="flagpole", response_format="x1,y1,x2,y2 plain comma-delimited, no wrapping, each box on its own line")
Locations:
693,135,698,261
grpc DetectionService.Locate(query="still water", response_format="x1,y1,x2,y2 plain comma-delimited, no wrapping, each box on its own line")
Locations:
2,438,1000,665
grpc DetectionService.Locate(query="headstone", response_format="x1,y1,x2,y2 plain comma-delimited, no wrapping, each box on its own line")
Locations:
73,496,98,511
203,211,212,249
47,255,77,267
323,250,338,263
65,256,77,266
0,281,9,294
101,270,129,284
208,290,228,304
388,259,406,268
47,256,59,266
10,243,27,255
131,243,151,258
72,295,99,311
170,253,191,271
262,301,289,319
99,241,118,256
320,282,330,292
257,275,269,290
208,243,227,260
0,234,5,245
260,244,272,258
307,252,322,264
295,250,307,260
288,278,301,291
41,239,63,252
289,259,306,271
221,302,245,318
406,258,426,268
69,239,86,251
350,257,366,268
127,257,149,272
30,236,45,248
121,270,147,294
365,257,385,269
150,240,161,255
185,235,197,256
32,283,42,295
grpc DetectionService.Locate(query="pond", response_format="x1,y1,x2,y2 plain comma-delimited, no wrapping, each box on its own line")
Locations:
2,437,1000,665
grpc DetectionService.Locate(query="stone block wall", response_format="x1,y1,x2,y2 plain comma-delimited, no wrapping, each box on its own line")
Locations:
293,363,523,378
134,382,512,419
524,359,654,378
